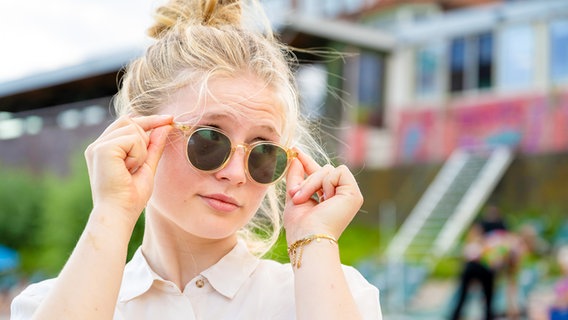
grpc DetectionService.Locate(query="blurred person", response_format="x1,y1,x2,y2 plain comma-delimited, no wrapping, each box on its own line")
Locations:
550,246,568,319
450,219,537,320
479,205,508,235
9,0,381,319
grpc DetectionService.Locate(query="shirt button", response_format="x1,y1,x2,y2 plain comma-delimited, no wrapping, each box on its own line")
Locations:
195,279,205,288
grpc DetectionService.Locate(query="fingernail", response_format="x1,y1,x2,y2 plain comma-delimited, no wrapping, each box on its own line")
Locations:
289,184,300,193
292,189,302,199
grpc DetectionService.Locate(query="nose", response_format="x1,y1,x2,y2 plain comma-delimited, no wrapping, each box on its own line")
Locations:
214,145,247,185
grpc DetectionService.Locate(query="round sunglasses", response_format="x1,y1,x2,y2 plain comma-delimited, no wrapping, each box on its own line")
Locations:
174,123,297,184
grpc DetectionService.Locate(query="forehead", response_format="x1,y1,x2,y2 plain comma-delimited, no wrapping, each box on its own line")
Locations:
197,111,279,135
164,75,284,134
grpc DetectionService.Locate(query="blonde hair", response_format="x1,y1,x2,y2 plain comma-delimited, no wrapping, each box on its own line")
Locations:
114,0,328,257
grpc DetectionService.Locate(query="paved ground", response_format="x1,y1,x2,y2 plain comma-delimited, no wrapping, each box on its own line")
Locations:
383,279,557,319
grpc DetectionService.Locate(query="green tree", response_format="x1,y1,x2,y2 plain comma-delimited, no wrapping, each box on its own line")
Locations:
0,166,44,261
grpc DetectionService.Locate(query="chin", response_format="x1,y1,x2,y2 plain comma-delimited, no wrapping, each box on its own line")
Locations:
181,215,246,241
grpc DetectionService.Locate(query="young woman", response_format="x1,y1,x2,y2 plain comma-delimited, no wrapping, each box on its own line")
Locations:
11,0,381,319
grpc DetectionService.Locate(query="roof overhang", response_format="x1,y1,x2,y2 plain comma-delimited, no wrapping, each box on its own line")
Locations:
0,47,144,99
281,14,395,54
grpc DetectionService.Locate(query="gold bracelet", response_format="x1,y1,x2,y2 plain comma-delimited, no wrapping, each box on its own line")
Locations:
287,234,338,268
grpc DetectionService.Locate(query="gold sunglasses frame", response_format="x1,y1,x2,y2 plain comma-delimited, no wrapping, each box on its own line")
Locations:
173,122,297,185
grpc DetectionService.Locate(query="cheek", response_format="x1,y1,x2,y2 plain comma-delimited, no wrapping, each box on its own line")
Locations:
247,186,270,211
154,142,193,190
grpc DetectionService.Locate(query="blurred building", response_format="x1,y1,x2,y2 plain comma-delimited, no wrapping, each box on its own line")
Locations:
0,49,142,175
277,0,568,218
282,0,568,167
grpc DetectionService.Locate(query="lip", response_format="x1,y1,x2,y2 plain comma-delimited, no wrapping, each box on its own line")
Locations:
200,194,241,212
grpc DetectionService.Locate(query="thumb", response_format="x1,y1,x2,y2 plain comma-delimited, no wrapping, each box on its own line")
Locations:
285,158,305,199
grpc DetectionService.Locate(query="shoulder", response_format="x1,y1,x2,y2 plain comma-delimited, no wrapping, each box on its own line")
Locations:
340,265,382,316
254,258,379,290
253,259,294,287
10,278,56,319
254,259,381,318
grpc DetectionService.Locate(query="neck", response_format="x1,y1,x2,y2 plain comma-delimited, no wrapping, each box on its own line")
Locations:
140,207,238,290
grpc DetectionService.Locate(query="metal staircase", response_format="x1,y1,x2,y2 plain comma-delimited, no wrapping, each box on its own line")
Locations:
385,146,514,267
378,147,514,310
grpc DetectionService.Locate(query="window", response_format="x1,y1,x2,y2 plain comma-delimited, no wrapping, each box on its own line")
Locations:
416,42,444,98
477,32,493,89
357,51,384,127
448,32,494,93
497,24,535,90
449,38,466,92
550,19,568,83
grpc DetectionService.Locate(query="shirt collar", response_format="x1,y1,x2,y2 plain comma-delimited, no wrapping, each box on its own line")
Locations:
118,247,156,302
118,240,259,302
201,240,259,299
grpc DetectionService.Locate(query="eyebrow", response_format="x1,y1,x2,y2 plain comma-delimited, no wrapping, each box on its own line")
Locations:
201,113,279,137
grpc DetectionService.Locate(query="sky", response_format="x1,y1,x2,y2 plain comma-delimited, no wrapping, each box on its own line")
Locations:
0,0,359,85
0,0,164,83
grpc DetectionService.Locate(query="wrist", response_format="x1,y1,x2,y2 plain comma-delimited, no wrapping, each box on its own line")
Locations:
89,204,140,236
287,233,338,269
285,227,338,245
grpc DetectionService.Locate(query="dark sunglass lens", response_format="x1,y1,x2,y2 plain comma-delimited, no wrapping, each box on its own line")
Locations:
187,129,231,171
248,144,288,184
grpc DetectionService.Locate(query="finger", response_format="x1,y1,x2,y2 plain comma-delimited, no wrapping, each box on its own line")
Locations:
108,134,149,173
285,158,305,198
322,169,338,201
140,125,173,174
295,150,322,176
98,115,173,144
101,119,151,150
330,165,363,204
292,164,334,204
99,114,171,141
98,114,132,138
333,165,359,191
125,145,148,174
131,114,173,131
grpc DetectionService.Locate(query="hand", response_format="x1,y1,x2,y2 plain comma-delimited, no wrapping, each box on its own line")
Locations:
283,150,363,244
84,114,173,227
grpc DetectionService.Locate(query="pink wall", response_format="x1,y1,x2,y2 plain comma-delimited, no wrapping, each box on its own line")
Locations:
394,90,568,164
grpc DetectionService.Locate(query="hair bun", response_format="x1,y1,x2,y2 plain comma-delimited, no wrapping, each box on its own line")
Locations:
147,0,241,39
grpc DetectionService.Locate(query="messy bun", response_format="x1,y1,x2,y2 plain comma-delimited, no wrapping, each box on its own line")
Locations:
114,0,328,257
147,0,241,38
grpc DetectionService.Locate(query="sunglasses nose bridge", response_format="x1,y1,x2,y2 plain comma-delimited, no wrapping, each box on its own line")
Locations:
232,143,248,158
227,143,249,167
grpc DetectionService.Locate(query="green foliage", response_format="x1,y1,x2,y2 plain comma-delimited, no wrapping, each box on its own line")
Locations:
264,231,288,263
266,224,382,266
0,167,44,250
128,214,145,261
431,257,462,278
0,150,146,276
338,224,381,265
33,153,93,274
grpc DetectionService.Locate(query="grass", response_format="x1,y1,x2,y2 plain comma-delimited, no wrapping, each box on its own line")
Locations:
265,224,382,266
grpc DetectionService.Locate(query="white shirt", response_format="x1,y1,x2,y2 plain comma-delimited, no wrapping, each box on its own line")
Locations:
11,241,382,319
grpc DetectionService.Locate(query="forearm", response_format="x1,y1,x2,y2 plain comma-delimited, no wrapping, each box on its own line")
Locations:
293,241,362,320
32,206,135,320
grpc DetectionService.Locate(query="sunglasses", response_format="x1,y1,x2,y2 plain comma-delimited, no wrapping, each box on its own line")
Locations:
173,123,297,185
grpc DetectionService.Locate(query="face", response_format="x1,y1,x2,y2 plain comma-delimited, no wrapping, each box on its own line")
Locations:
148,74,284,241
